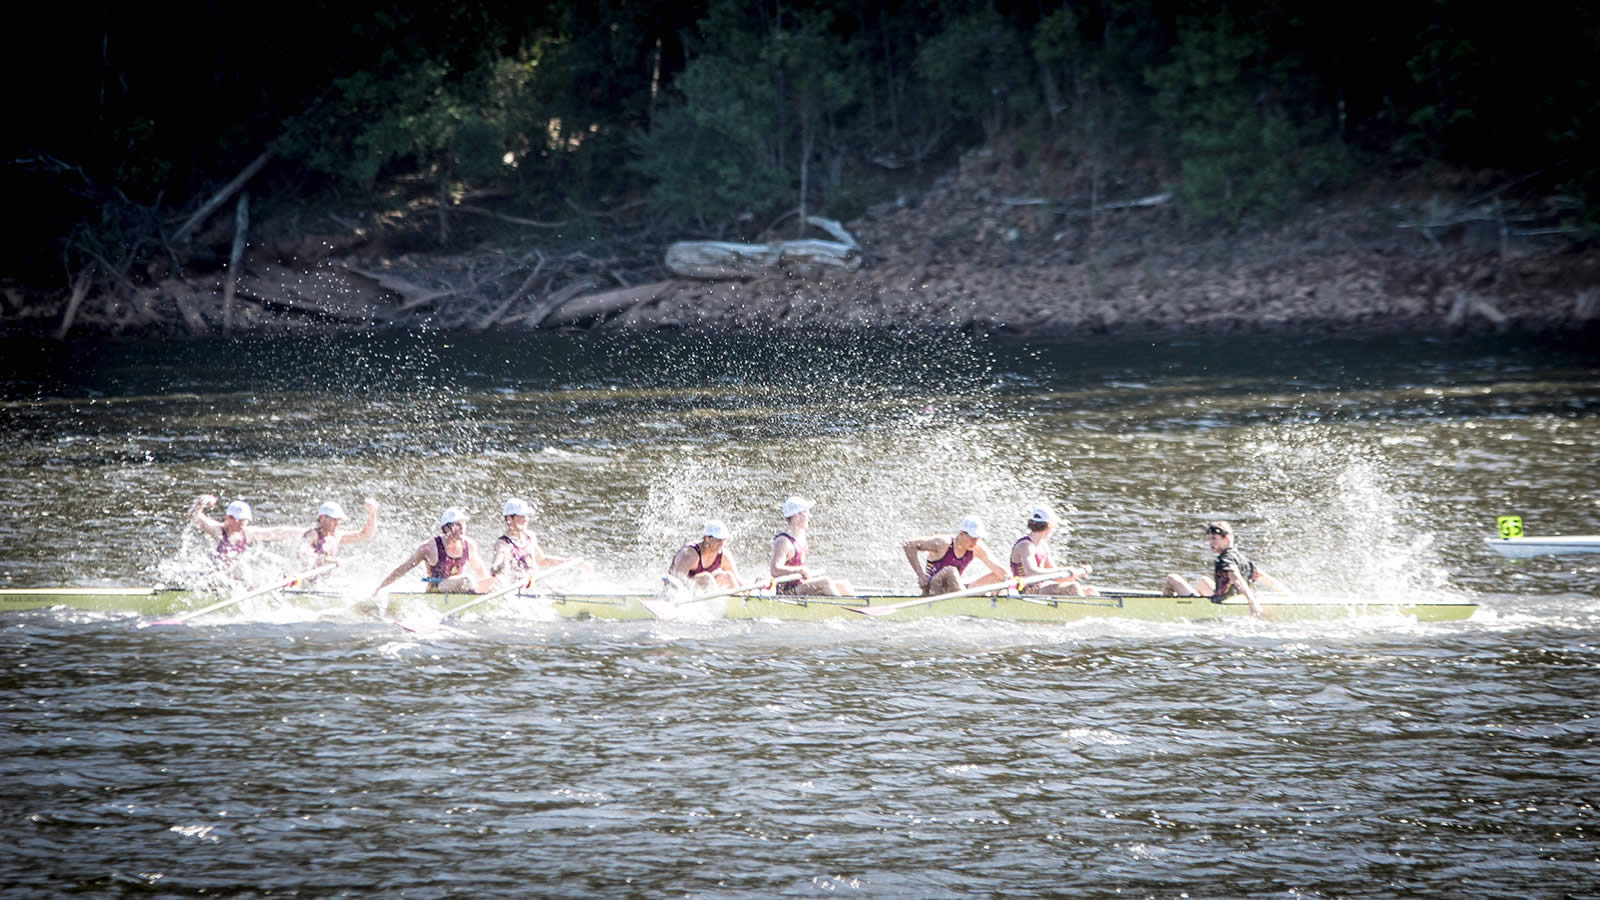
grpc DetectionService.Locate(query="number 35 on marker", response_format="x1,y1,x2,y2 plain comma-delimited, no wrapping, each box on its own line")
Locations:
1497,515,1524,539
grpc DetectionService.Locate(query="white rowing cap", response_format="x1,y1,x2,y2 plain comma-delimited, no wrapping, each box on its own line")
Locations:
439,508,469,527
225,500,253,521
703,519,730,540
958,516,985,539
503,498,533,517
781,496,814,518
318,501,346,519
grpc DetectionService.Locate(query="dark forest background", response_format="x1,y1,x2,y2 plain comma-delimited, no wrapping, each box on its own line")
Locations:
7,0,1598,298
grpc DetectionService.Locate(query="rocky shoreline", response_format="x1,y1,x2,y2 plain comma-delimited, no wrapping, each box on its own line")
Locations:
7,157,1597,341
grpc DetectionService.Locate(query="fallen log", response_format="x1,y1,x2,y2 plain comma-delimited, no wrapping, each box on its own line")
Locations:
475,253,546,331
665,217,861,280
172,150,272,244
341,263,454,309
54,265,95,340
221,193,249,335
507,278,597,327
542,280,677,327
169,285,212,335
238,261,392,323
666,238,860,279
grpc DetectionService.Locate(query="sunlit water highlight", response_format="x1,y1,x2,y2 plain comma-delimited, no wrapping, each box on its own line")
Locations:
1,331,1597,895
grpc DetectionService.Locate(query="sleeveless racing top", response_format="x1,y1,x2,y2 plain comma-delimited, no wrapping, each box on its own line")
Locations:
498,534,532,573
775,531,806,594
677,542,722,577
428,536,469,579
926,538,973,579
216,530,247,563
1010,535,1052,576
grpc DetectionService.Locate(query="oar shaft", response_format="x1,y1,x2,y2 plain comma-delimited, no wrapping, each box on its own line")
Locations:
678,572,802,606
850,572,1061,617
168,564,336,623
438,557,585,621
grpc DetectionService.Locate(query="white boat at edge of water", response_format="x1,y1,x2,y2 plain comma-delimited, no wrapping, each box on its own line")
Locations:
1483,535,1600,558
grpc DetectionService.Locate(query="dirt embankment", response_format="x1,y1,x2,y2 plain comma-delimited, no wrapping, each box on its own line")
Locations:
9,150,1599,340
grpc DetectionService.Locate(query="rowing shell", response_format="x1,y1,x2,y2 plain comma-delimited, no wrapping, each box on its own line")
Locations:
1,586,1477,623
1483,535,1600,558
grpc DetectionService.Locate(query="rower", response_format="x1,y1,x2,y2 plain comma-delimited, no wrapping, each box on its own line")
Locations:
902,517,1010,596
668,520,741,591
188,494,303,576
300,498,379,568
1163,520,1289,617
490,497,589,581
769,496,853,596
372,507,494,596
1009,507,1098,596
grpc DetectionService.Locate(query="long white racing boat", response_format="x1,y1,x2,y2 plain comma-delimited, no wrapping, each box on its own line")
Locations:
1,584,1478,624
1483,535,1600,558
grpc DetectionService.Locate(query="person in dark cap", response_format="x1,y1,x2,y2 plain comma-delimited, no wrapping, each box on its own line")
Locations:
1163,521,1288,617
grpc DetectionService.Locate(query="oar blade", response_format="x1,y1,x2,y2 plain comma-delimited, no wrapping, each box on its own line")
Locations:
640,595,682,621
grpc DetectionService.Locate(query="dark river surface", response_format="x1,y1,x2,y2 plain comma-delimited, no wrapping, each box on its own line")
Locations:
1,331,1596,897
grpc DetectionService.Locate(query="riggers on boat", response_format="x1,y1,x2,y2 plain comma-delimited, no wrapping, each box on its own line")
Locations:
1,585,1478,623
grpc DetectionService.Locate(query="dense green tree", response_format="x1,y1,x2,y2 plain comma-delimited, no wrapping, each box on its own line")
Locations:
8,0,1599,291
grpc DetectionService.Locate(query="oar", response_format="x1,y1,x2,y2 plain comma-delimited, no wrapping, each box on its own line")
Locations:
642,573,803,621
397,558,584,634
146,564,337,626
847,572,1061,618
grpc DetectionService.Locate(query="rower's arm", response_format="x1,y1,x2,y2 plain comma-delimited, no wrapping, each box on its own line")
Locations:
1238,578,1264,618
373,544,429,593
341,500,379,545
189,495,222,538
466,540,492,580
720,551,742,586
667,547,695,580
770,536,803,579
903,537,936,583
528,533,569,569
974,542,1011,579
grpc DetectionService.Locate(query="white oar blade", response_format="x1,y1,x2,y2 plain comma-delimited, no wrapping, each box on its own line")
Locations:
640,596,683,621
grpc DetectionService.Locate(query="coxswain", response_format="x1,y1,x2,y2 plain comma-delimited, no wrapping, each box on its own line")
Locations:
1163,520,1289,618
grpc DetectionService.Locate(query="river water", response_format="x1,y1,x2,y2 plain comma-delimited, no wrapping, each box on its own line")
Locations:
1,331,1596,896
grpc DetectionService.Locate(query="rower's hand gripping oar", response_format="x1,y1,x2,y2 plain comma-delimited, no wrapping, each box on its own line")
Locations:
847,571,1062,618
642,573,803,621
146,564,337,626
396,557,584,634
